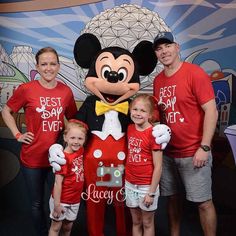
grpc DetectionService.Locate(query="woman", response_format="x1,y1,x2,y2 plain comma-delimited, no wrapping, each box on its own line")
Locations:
1,47,77,236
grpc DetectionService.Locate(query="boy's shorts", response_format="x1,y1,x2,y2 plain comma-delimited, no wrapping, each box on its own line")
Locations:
49,196,80,221
125,180,160,211
160,154,213,202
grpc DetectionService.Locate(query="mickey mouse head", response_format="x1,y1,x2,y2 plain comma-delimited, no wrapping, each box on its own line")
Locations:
74,33,157,105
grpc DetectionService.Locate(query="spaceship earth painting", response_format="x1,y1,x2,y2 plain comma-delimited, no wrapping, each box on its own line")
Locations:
0,0,235,100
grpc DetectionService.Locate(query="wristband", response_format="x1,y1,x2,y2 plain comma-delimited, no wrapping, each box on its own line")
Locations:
15,132,22,140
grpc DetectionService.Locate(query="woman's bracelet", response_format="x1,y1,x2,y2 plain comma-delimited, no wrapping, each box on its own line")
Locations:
15,132,22,140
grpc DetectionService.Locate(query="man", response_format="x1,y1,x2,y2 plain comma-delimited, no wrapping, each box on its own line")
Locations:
153,31,218,236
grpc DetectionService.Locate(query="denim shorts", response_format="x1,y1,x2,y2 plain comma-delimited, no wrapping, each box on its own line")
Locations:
160,154,213,202
125,180,160,211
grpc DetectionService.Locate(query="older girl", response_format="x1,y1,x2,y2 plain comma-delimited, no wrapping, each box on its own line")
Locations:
125,94,163,236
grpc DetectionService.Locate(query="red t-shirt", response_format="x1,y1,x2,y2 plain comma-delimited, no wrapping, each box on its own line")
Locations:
53,148,84,204
125,124,161,185
153,62,215,158
7,80,77,168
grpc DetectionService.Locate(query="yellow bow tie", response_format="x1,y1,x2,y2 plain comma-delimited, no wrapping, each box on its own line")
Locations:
95,101,129,116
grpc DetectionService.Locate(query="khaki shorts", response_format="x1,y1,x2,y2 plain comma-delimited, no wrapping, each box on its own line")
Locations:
125,180,160,211
49,196,80,221
160,154,213,202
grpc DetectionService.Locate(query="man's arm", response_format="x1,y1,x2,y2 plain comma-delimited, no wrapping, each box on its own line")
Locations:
193,99,218,167
201,99,218,146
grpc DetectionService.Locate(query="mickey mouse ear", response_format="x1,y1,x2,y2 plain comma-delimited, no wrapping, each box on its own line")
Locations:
73,33,101,69
132,40,157,76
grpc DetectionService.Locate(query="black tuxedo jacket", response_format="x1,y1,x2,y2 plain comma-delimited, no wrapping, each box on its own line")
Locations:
75,95,132,133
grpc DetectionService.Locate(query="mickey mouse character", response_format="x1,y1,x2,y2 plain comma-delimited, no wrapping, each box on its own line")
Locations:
49,33,171,236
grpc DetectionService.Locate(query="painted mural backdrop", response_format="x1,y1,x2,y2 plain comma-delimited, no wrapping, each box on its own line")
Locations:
0,0,235,141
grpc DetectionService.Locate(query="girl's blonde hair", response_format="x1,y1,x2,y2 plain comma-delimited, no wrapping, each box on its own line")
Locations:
64,119,88,136
130,93,159,124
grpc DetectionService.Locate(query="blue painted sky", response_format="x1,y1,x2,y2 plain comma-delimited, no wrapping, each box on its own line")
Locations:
0,0,235,72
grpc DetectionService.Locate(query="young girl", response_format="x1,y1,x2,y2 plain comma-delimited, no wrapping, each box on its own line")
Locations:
49,119,88,236
125,94,163,236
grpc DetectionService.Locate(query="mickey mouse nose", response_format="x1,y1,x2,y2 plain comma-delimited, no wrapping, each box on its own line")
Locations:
107,71,119,83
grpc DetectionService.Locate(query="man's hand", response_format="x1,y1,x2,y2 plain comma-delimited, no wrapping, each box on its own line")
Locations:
152,124,171,150
193,148,209,168
49,144,66,172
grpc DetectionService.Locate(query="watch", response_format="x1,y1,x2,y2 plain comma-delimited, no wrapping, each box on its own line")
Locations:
200,145,211,152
